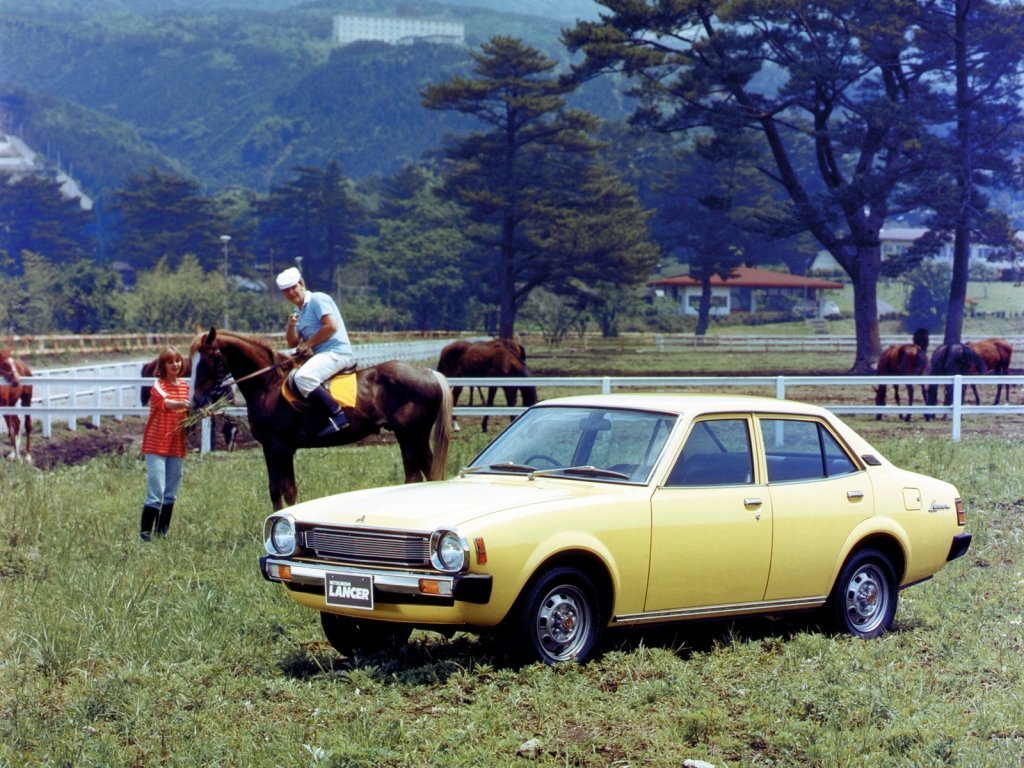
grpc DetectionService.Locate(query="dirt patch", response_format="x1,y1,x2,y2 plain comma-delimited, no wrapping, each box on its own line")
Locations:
18,415,260,471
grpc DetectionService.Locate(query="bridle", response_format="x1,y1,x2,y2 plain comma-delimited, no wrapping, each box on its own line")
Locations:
198,345,287,396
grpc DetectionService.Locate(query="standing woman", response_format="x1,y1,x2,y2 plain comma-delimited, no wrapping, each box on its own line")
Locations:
139,345,190,541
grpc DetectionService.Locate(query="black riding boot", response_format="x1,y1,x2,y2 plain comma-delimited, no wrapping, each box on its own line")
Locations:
156,503,174,537
140,505,159,541
306,384,349,438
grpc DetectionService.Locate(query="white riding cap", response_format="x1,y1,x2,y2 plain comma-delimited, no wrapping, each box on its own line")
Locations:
276,267,302,290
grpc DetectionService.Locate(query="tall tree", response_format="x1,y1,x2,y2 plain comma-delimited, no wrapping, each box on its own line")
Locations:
110,168,225,272
422,36,657,339
353,165,472,331
566,1,948,371
0,174,94,274
257,162,364,291
916,0,1024,344
654,131,780,335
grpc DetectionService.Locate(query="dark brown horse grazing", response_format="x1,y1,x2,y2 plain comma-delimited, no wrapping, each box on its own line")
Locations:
0,349,32,462
436,338,537,432
875,343,929,421
141,354,239,451
966,338,1013,405
926,343,988,417
190,329,452,510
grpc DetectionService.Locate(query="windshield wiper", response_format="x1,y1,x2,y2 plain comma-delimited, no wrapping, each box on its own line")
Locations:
461,462,538,476
530,465,630,480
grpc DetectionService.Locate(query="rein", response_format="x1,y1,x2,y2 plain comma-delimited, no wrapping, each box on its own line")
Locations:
228,360,286,386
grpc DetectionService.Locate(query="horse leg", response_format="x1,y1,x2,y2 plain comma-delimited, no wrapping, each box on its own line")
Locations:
22,413,31,463
504,385,518,426
3,415,18,461
396,431,430,483
263,445,297,510
903,384,914,422
481,387,498,433
451,385,463,432
874,384,886,420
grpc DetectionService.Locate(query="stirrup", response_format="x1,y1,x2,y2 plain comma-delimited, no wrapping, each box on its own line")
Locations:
316,413,349,438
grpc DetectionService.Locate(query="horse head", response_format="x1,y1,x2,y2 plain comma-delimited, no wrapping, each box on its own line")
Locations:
0,350,19,387
190,328,235,409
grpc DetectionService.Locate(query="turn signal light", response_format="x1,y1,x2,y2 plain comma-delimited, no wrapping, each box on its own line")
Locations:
268,563,292,581
474,537,488,565
955,498,966,526
420,579,442,595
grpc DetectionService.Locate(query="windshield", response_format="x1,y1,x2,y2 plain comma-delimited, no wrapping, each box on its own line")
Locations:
468,406,677,483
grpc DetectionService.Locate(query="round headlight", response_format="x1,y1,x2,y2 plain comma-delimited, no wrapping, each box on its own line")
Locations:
432,530,466,572
265,515,296,555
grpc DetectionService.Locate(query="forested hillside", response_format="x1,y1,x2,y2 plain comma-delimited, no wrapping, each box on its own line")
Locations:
0,1,617,199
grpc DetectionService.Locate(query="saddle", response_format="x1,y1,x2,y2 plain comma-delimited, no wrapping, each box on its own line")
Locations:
282,364,359,411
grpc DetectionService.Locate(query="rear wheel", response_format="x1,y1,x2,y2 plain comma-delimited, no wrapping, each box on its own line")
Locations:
513,566,604,664
828,548,898,638
319,612,413,655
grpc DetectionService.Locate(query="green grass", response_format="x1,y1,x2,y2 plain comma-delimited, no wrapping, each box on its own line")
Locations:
3,341,1024,767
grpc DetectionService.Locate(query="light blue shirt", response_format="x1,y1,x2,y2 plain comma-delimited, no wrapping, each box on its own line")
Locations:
297,291,353,356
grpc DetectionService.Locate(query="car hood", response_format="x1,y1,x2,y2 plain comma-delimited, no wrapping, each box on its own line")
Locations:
283,476,615,530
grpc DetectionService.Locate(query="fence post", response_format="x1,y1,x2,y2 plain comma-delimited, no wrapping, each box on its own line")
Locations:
952,375,962,442
602,376,612,394
201,418,211,455
775,376,786,400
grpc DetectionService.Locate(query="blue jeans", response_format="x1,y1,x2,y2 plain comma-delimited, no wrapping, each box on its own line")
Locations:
144,454,184,508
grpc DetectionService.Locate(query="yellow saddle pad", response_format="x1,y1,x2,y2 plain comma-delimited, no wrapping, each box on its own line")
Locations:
282,372,358,409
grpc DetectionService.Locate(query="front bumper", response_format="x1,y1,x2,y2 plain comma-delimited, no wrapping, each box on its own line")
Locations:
259,556,493,605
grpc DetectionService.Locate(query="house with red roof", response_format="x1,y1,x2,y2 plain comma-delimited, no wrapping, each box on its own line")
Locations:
648,266,845,318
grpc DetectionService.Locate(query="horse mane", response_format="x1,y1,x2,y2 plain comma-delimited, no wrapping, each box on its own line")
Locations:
190,329,294,371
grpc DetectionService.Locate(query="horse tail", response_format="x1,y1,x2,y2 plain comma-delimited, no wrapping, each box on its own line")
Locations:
428,369,453,481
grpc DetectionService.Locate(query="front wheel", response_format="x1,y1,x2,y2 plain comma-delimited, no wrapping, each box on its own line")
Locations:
513,566,604,664
320,612,413,656
828,548,898,638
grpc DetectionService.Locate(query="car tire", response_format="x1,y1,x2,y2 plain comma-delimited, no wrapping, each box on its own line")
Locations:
512,566,604,664
828,548,898,639
319,612,413,655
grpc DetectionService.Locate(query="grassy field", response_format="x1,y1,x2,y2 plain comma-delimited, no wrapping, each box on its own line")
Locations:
2,342,1024,767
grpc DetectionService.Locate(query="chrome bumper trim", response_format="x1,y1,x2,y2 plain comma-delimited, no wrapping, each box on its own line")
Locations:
261,557,455,597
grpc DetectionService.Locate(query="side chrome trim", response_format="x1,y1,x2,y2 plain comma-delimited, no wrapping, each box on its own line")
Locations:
612,596,827,625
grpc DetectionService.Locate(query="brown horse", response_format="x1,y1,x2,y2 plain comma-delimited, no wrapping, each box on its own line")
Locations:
966,338,1013,404
875,343,929,421
190,329,452,510
0,349,32,462
925,343,988,417
436,338,537,432
141,354,239,451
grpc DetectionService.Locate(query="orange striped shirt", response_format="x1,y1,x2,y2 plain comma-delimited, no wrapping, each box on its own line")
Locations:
141,379,190,457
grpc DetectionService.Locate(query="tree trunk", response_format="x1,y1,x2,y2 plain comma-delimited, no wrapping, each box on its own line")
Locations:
848,245,883,373
944,0,971,346
694,278,712,336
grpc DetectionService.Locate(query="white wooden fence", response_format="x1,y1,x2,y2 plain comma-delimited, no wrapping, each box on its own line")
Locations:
3,336,1022,450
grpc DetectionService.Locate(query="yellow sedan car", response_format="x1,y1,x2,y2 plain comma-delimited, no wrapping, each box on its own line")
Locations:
260,394,971,664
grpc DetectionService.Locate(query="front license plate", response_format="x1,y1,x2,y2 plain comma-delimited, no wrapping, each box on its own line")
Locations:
325,572,374,610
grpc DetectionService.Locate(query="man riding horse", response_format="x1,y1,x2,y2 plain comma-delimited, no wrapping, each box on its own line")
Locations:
276,267,352,438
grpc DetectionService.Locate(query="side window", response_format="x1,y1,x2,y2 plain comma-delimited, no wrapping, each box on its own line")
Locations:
760,418,857,482
666,419,753,487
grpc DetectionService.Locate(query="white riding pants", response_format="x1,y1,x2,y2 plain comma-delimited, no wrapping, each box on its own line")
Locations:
293,349,354,397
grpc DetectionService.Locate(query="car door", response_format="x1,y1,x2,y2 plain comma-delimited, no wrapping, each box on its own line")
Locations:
757,416,874,601
645,416,773,614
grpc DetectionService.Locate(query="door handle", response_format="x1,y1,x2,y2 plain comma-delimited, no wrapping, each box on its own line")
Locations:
744,498,763,507
847,490,865,500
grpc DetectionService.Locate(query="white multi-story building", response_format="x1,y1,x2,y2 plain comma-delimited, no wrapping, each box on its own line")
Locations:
333,15,465,47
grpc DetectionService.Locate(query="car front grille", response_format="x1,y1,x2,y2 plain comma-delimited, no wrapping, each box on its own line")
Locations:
300,526,432,568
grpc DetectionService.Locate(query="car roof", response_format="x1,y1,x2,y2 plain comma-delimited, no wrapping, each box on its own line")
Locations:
534,392,835,418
